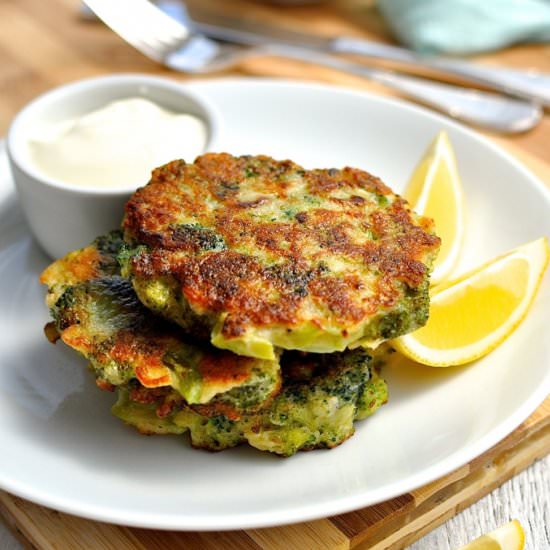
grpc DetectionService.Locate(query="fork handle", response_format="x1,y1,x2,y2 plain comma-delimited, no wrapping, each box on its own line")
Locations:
260,44,541,133
332,37,550,108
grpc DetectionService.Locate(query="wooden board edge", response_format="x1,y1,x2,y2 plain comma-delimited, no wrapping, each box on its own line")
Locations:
353,423,550,549
0,492,146,550
329,396,550,544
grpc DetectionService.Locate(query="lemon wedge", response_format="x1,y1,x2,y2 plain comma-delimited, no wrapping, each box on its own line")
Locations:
403,131,465,286
393,238,549,367
457,520,525,550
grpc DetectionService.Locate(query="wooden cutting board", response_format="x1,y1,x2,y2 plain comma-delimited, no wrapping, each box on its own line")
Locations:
1,397,549,550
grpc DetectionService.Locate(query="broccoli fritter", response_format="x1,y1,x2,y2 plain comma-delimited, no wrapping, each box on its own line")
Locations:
112,349,388,456
122,153,440,360
40,232,281,417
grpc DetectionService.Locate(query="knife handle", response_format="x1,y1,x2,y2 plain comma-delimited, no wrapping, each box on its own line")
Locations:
331,37,550,108
260,44,541,133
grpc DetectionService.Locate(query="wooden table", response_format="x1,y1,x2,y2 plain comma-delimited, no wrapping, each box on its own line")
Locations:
0,1,549,548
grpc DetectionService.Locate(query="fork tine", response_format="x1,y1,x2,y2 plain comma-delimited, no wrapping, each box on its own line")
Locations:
83,0,190,61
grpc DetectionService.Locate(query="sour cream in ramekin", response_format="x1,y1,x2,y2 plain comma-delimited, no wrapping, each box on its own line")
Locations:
7,74,220,259
29,97,208,189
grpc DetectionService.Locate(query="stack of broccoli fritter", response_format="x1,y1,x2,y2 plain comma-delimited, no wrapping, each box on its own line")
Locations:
41,154,440,456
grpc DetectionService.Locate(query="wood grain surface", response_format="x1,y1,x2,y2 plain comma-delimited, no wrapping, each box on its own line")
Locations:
0,0,549,548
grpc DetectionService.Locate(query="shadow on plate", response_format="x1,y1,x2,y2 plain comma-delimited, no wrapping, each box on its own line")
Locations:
382,349,473,405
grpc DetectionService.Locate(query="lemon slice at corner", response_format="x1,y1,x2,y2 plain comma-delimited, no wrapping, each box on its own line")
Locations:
457,520,525,550
403,131,465,286
393,238,549,367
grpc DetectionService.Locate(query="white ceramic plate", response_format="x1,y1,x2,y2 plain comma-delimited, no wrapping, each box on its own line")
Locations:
0,79,549,531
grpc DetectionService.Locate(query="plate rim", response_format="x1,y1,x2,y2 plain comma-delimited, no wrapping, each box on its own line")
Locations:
1,77,549,531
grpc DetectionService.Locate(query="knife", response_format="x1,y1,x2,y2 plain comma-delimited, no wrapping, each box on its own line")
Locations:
161,1,550,107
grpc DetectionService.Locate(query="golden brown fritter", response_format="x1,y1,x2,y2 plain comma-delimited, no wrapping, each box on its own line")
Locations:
39,233,389,456
113,348,388,456
40,232,281,418
122,153,440,359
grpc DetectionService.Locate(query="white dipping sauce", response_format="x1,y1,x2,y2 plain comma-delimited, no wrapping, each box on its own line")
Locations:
28,97,207,189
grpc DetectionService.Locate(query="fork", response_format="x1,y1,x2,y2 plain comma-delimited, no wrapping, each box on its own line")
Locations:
83,0,541,133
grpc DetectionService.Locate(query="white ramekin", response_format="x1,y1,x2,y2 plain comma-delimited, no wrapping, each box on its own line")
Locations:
7,74,220,259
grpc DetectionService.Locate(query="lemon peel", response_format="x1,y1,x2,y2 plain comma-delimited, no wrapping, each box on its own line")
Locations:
457,519,525,550
393,238,549,367
404,131,465,286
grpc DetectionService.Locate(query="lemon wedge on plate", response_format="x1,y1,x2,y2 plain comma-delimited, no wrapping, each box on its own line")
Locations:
457,520,525,550
403,131,465,286
393,238,549,367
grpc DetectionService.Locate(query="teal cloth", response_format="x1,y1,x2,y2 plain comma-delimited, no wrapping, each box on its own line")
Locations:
378,0,550,54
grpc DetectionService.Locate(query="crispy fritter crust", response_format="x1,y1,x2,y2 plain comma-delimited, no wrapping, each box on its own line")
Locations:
113,349,389,456
123,154,440,352
40,232,281,416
